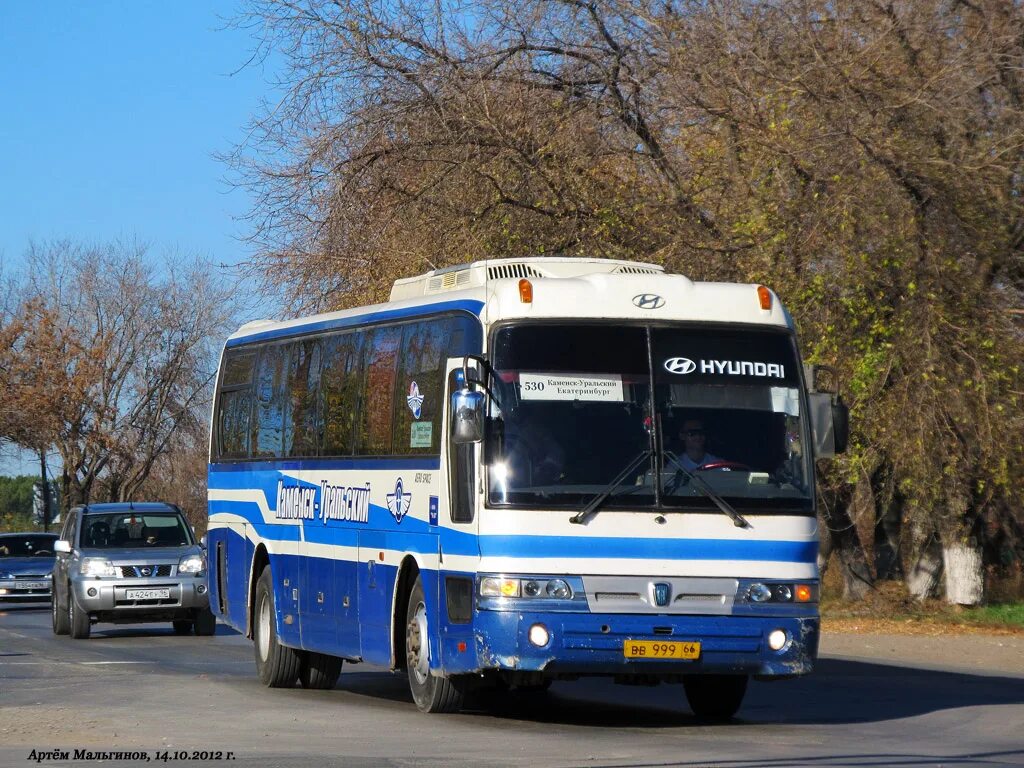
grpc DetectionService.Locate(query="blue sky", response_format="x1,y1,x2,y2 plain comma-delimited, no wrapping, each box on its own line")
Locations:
0,2,276,272
0,3,280,476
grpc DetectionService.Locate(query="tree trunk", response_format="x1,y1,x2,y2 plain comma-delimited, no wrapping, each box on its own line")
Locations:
822,484,873,600
906,529,943,600
942,540,984,606
872,464,904,581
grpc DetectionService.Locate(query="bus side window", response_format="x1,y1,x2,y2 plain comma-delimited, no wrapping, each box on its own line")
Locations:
321,332,361,457
286,338,321,458
394,319,448,455
356,325,402,456
216,350,255,461
252,344,290,458
448,368,475,524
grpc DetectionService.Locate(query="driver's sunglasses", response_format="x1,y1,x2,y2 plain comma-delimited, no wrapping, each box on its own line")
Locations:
682,429,705,437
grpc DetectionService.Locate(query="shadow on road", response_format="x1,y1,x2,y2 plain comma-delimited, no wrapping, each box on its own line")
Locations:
336,657,1024,732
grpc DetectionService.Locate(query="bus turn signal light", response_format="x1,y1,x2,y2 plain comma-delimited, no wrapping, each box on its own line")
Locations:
519,278,533,303
757,285,772,310
795,584,813,602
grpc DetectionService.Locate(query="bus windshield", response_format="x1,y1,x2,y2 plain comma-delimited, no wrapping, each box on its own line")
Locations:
486,323,813,513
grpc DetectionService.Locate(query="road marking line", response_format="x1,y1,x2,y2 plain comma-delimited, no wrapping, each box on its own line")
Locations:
79,661,153,665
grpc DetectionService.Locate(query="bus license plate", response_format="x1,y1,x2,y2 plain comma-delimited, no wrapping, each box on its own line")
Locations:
126,589,170,600
624,640,700,659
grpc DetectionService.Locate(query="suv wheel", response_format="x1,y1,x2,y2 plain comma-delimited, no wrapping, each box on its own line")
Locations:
193,607,217,636
68,591,91,640
172,620,193,635
52,580,70,635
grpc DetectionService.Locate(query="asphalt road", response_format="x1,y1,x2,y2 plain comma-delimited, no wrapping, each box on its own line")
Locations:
1,602,1022,768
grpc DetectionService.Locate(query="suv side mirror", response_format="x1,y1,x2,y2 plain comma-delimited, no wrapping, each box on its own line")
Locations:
200,535,207,549
54,540,71,554
451,388,485,444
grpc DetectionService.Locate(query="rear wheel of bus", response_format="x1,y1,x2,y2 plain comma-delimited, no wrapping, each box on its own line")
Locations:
406,575,464,713
254,567,301,687
683,674,748,720
299,651,343,690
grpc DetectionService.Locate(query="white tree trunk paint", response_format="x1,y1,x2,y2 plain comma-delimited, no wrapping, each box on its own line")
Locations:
942,543,984,606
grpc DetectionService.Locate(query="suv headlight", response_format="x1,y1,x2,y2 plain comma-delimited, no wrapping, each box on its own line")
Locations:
178,554,206,575
80,558,117,578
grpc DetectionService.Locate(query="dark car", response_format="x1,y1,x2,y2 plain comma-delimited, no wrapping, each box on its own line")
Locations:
51,502,214,639
0,532,58,601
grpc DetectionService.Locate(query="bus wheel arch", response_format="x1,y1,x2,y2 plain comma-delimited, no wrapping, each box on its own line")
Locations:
391,556,421,670
247,544,270,639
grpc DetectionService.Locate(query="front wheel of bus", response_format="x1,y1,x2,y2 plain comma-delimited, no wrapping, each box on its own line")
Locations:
683,674,749,720
253,567,301,687
406,575,464,713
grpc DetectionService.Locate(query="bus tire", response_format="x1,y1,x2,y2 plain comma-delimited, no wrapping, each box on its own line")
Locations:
405,575,464,713
253,567,301,687
52,581,70,635
683,674,748,720
193,607,217,636
69,591,91,640
299,651,343,690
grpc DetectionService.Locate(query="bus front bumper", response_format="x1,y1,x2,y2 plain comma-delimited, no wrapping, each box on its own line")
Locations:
444,611,819,678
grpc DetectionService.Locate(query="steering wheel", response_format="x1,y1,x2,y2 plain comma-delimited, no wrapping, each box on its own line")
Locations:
697,460,752,472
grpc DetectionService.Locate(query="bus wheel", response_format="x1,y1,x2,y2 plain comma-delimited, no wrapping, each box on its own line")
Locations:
405,575,464,713
299,651,343,690
683,674,748,720
253,567,301,687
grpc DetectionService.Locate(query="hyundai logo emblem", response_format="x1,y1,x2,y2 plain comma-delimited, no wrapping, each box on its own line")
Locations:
653,583,671,607
663,357,696,375
632,293,665,309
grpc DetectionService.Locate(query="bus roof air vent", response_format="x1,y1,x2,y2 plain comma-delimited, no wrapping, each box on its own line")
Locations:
487,263,543,281
613,265,661,274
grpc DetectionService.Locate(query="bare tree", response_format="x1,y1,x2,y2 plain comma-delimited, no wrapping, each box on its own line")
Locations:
0,240,237,514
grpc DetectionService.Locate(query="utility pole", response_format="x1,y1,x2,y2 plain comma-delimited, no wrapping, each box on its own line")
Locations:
38,449,51,533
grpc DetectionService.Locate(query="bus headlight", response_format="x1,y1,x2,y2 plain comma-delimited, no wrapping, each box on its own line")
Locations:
545,579,571,599
480,577,520,598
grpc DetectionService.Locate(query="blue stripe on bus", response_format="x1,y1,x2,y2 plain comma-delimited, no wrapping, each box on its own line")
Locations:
225,300,486,347
479,536,816,563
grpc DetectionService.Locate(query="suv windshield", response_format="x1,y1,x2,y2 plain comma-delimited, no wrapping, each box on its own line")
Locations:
486,323,812,513
80,513,192,548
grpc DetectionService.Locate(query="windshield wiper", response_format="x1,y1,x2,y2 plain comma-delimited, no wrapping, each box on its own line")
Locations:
570,449,652,525
662,450,751,529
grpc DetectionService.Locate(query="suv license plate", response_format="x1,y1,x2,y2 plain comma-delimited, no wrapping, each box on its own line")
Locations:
126,588,170,600
623,640,701,659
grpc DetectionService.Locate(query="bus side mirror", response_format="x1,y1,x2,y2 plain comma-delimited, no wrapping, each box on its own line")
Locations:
451,388,485,444
809,393,849,458
832,397,849,454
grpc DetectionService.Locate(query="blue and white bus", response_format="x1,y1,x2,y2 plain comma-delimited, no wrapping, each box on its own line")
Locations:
207,258,847,716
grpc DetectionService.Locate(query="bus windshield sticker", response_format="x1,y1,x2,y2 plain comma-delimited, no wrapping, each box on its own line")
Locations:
407,381,424,418
770,387,801,416
410,421,433,448
519,373,624,402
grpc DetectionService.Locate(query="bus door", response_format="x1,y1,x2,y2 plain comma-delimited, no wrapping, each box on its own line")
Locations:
434,364,481,670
